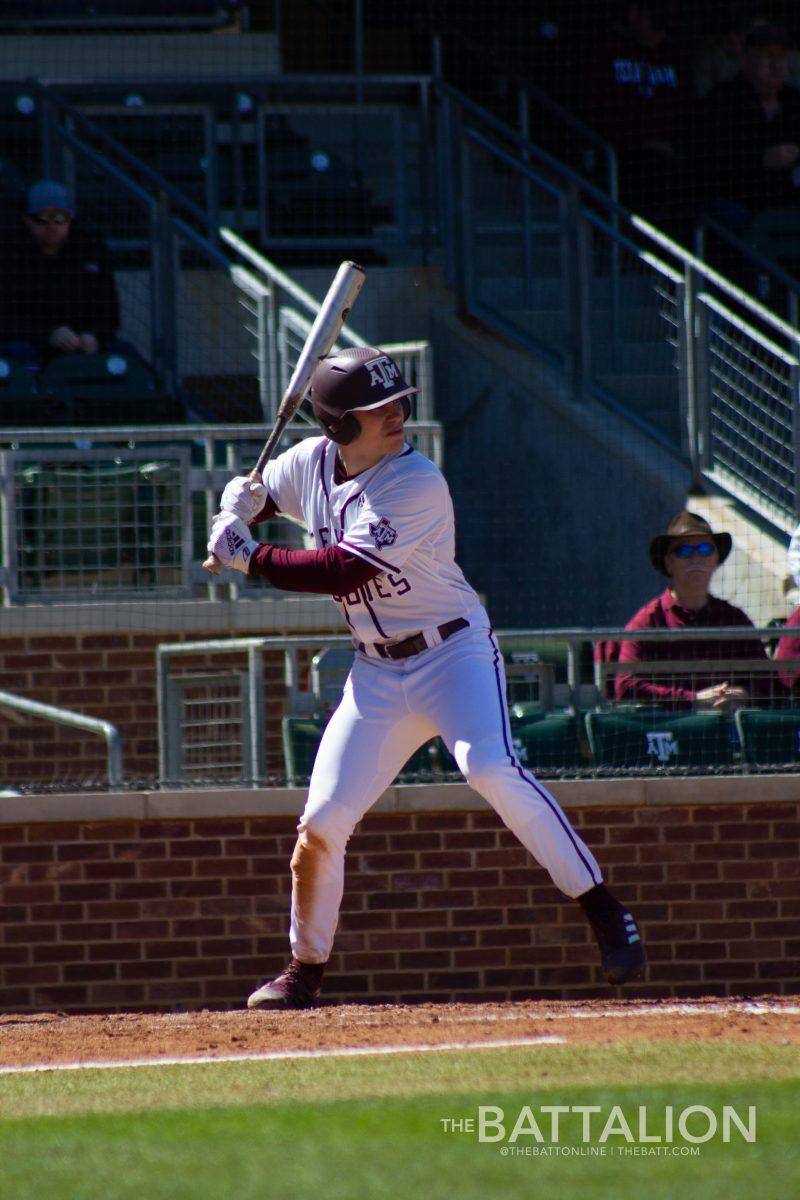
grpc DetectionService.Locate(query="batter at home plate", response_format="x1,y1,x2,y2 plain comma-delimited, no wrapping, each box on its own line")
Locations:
206,346,646,1008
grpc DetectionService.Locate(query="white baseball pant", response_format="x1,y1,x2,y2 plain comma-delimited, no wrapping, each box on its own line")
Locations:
289,627,602,963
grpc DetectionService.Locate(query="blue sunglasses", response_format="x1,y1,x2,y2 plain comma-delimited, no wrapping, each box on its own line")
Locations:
670,541,715,559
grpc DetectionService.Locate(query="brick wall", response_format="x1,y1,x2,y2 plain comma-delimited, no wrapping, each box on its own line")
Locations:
1,793,798,1011
0,630,297,788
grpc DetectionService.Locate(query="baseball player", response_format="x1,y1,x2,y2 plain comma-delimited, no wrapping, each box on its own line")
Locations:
206,347,646,1008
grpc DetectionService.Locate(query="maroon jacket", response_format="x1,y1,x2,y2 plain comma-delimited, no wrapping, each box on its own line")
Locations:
614,589,767,705
775,606,800,689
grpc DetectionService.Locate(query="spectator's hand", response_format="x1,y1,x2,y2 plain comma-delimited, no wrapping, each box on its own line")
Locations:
642,138,678,161
78,333,99,355
763,143,800,171
49,325,81,352
696,682,748,714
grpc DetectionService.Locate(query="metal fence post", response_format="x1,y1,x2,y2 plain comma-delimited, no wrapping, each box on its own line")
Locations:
518,89,535,309
695,274,714,475
566,184,591,401
791,357,800,520
150,191,178,395
247,644,266,786
677,262,698,469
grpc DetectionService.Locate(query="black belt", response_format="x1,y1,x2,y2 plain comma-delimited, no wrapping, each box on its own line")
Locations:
357,617,469,660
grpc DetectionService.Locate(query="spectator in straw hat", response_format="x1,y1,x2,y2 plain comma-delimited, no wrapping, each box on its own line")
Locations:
613,511,768,709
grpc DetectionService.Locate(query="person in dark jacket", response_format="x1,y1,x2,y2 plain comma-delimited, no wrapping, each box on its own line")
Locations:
0,181,121,367
692,22,800,235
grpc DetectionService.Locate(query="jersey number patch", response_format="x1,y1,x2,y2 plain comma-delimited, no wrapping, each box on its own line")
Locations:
369,516,398,549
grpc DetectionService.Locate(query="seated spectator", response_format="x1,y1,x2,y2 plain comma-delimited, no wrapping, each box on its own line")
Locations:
0,181,122,369
615,511,768,708
774,517,800,686
580,0,691,230
692,22,800,236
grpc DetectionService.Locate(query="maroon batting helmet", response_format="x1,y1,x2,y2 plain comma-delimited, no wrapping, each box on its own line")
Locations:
309,346,416,444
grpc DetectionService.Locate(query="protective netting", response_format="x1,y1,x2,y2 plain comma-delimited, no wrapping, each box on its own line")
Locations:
1,5,800,792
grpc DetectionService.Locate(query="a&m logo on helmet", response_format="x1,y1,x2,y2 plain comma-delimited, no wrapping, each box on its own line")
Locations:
369,516,398,549
367,355,401,390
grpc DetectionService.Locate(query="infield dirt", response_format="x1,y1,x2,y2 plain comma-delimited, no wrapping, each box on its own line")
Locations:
1,997,799,1069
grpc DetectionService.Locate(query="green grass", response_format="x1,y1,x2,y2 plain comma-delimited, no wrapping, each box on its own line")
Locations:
0,1044,798,1200
0,1041,797,1119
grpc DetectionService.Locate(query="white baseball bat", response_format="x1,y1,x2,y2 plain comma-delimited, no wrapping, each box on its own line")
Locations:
203,260,366,574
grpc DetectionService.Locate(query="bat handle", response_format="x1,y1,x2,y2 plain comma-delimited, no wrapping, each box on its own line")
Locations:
202,466,264,574
202,553,223,575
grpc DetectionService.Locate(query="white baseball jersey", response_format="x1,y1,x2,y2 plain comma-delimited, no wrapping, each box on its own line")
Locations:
261,436,489,643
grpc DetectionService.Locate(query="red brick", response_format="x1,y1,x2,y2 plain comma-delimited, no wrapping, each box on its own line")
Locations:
5,923,57,943
759,961,800,979
452,907,504,927
636,806,691,825
32,943,85,964
703,962,758,980
169,880,223,899
56,843,111,862
85,862,137,881
723,862,776,880
139,861,194,880
139,821,191,839
60,883,111,902
413,813,468,830
1,884,56,904
395,910,449,929
25,823,84,842
386,834,439,852
774,821,800,838
479,927,532,947
0,946,30,964
30,903,83,922
2,845,55,863
368,931,422,951
675,940,729,960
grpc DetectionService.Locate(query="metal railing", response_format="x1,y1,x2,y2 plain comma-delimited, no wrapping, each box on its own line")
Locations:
435,82,800,530
15,75,800,543
155,626,800,787
0,420,443,604
0,689,122,789
156,631,559,787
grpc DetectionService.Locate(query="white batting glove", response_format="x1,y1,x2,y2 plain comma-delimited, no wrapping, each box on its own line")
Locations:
207,513,259,574
220,474,268,522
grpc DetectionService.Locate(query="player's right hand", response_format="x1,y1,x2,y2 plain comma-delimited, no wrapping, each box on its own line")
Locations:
49,325,81,352
220,475,268,523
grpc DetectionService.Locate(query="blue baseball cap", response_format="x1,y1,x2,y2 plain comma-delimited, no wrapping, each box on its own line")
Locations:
26,180,73,214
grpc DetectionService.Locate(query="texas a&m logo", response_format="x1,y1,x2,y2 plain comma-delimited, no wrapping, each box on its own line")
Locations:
646,731,678,763
369,516,398,549
367,355,401,390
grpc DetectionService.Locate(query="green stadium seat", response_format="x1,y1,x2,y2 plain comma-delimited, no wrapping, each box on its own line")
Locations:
281,716,458,787
510,711,581,771
282,716,326,786
734,708,800,768
585,708,732,769
39,352,183,425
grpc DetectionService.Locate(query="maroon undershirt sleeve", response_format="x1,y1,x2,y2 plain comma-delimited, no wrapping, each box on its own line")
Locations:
248,542,381,594
250,496,280,524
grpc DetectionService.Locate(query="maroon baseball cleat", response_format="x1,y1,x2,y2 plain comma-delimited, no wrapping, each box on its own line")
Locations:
246,958,325,1009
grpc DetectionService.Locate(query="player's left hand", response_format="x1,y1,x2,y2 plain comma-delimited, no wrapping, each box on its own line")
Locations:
206,512,259,574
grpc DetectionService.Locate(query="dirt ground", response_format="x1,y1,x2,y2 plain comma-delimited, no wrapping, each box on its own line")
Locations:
1,997,799,1069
